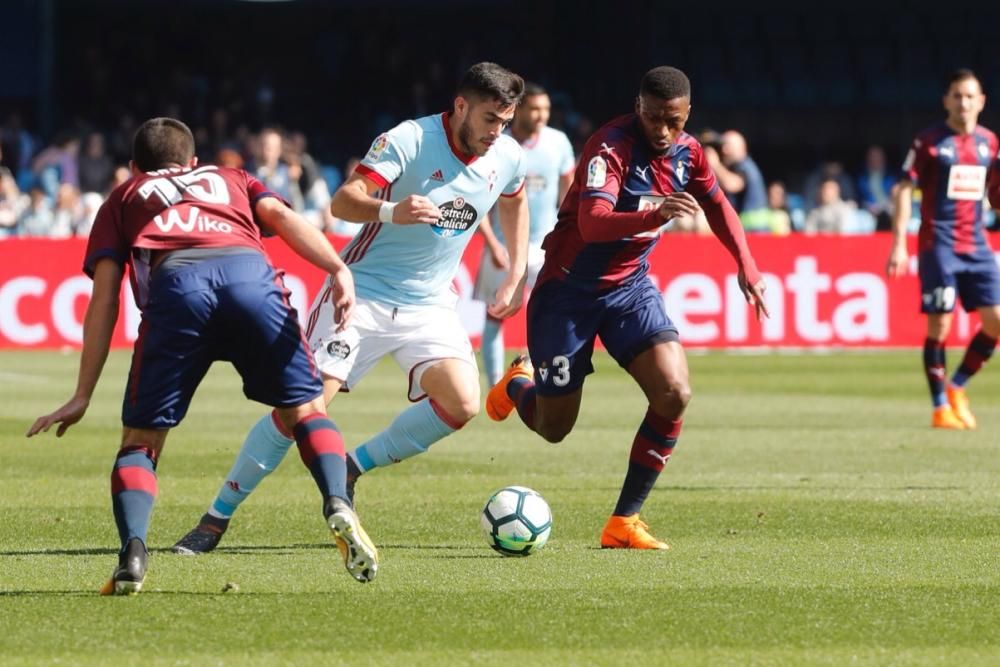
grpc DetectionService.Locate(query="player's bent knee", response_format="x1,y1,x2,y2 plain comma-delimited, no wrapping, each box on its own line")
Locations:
535,419,572,444
653,379,691,417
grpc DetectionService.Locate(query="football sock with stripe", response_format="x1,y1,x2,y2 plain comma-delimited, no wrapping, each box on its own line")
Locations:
349,399,460,473
110,445,158,550
481,317,505,387
950,330,997,388
613,411,682,517
210,411,294,519
507,376,537,430
923,338,947,407
294,414,348,504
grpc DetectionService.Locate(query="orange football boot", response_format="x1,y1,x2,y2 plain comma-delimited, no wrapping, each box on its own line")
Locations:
931,404,966,430
485,355,533,421
946,386,976,429
600,514,670,550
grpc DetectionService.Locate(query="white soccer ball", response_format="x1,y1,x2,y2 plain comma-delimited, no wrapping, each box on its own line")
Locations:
480,486,552,556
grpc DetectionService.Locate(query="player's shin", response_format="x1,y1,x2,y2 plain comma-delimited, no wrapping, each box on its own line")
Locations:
481,318,506,386
507,376,537,430
923,338,948,407
110,445,158,550
612,411,682,516
293,414,348,508
350,398,461,473
950,330,997,387
210,411,294,519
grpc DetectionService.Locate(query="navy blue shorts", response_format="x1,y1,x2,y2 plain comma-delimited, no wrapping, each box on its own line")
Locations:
918,249,1000,314
526,276,679,396
122,254,323,429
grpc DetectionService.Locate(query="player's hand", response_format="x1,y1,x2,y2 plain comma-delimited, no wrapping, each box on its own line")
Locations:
738,270,770,321
656,192,700,221
488,241,510,270
487,276,526,320
393,195,442,225
26,396,90,438
886,245,909,279
329,266,356,332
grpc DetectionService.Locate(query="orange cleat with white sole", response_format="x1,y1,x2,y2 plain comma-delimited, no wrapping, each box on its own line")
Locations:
600,514,670,550
946,386,976,429
931,404,966,430
485,355,533,422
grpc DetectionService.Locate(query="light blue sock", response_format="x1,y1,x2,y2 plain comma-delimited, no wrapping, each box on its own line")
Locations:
210,413,294,518
481,317,505,386
350,399,458,473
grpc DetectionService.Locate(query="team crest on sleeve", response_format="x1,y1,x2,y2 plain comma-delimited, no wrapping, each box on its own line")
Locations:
586,156,607,188
366,134,390,162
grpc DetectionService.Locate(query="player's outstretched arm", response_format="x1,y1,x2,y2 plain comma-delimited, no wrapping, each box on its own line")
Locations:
488,188,529,319
330,173,441,225
886,181,913,279
27,258,123,438
700,190,769,320
255,197,355,331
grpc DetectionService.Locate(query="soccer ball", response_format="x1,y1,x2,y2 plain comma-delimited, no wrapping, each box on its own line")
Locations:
480,486,552,556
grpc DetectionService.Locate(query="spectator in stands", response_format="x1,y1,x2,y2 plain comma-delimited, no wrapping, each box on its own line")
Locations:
764,181,792,235
17,184,57,237
704,130,770,233
52,183,82,237
287,130,331,220
0,166,27,238
78,132,114,195
803,160,857,210
804,178,856,234
256,127,303,211
856,145,896,231
1,113,38,186
32,132,81,197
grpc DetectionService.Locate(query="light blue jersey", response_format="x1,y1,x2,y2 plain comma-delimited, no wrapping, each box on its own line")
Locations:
492,125,575,246
344,112,526,307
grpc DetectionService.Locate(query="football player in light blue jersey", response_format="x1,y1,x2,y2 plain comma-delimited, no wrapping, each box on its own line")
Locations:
172,63,530,555
474,83,576,384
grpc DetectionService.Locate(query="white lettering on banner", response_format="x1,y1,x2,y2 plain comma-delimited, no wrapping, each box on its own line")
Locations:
786,256,833,342
664,274,721,342
663,257,888,344
724,274,785,342
52,277,92,343
0,277,47,344
832,273,888,342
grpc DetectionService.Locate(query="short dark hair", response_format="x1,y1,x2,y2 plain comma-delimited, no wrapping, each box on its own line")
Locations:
457,62,525,107
132,117,195,171
946,68,981,92
523,81,548,98
640,66,691,101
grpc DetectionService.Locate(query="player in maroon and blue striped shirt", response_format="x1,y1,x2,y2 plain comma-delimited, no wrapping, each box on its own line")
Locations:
887,68,1000,430
487,66,768,550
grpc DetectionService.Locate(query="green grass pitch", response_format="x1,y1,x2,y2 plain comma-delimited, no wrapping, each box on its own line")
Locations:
1,349,998,666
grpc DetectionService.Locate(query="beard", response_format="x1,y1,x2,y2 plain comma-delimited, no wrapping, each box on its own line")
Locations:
456,119,481,156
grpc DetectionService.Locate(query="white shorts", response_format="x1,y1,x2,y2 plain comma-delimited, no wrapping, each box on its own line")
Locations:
306,296,476,401
473,242,546,304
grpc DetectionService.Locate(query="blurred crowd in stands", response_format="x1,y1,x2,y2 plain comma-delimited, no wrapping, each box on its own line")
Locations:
5,108,988,240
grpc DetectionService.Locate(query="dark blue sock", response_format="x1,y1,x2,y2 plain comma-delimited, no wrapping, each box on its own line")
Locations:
294,414,347,504
613,411,681,517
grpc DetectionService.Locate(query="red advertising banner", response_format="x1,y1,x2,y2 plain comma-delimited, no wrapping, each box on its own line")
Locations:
1,234,996,349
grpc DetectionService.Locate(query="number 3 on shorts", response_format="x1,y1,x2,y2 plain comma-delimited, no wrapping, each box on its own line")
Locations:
552,355,570,387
